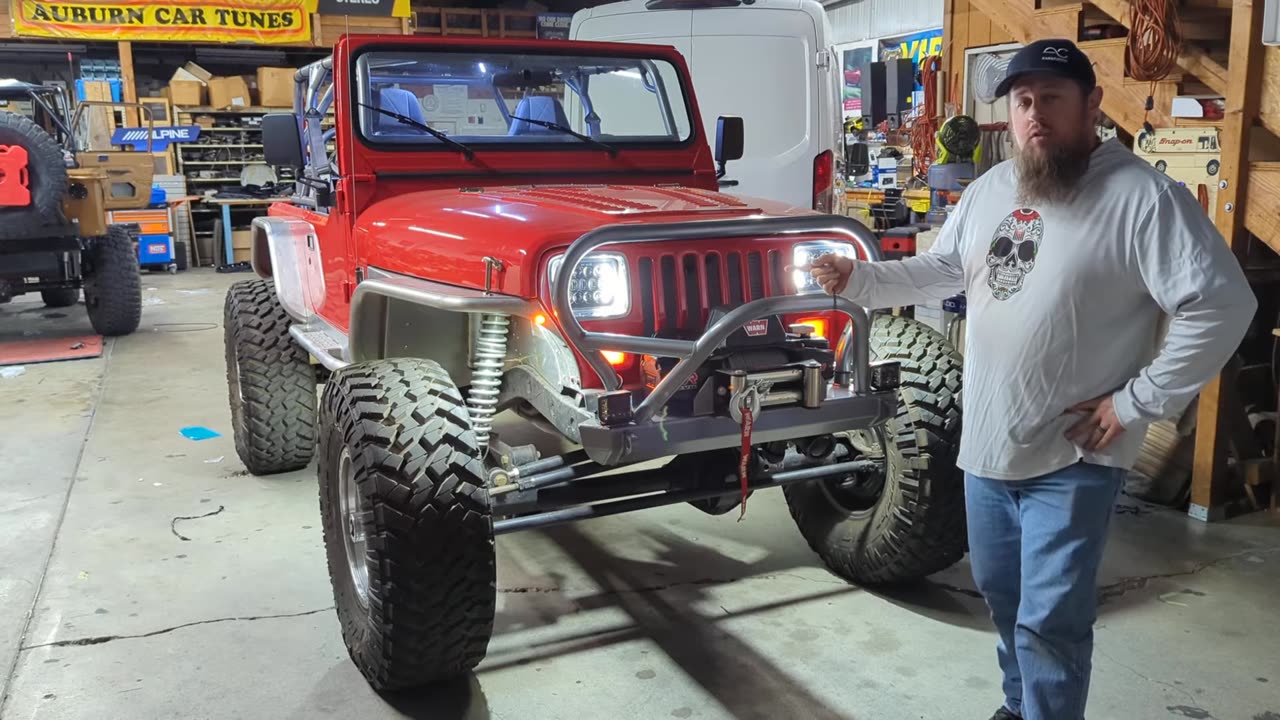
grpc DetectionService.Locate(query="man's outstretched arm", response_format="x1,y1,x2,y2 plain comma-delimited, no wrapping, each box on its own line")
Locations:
800,194,971,310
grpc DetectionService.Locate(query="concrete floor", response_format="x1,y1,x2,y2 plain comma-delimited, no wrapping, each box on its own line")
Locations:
0,268,1278,720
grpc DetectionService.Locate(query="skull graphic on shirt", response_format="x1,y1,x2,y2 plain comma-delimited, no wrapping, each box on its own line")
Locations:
985,208,1044,300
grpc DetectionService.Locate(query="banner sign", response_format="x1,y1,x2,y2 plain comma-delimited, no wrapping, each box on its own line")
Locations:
878,28,943,66
12,0,312,44
111,125,202,152
841,46,874,115
315,0,410,18
536,13,572,40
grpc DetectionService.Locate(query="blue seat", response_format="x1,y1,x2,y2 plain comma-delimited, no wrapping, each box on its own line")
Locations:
376,88,425,132
509,96,569,136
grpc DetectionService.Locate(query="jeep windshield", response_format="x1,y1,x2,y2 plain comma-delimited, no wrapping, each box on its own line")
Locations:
354,50,693,149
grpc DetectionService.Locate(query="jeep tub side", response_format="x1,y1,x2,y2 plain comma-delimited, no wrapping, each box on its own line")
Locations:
222,34,965,693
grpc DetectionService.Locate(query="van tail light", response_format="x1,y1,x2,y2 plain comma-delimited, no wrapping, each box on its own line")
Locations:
813,150,834,213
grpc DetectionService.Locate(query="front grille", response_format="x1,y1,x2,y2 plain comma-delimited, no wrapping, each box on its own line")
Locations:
641,249,784,335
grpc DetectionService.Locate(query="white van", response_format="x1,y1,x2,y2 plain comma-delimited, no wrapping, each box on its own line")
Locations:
571,0,846,215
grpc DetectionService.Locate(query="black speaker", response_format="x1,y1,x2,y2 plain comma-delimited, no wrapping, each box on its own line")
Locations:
859,61,886,129
883,58,916,129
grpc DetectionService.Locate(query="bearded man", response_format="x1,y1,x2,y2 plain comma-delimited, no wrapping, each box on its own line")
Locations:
801,39,1256,720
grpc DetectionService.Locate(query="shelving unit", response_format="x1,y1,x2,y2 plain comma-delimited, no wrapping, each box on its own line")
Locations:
170,105,331,265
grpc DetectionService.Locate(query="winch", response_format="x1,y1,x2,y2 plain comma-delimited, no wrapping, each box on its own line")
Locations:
639,311,835,419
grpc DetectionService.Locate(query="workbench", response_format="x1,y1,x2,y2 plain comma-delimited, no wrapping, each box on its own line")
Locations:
202,197,290,266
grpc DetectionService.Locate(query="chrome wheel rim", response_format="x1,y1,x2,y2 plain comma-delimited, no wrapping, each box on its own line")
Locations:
338,448,370,608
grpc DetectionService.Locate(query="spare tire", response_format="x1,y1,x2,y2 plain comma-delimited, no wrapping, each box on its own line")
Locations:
0,111,68,224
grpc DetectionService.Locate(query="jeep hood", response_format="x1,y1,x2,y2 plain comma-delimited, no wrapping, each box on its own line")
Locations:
355,184,805,297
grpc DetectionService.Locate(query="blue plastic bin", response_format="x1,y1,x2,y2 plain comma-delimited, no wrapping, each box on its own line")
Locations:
75,79,122,102
138,234,174,266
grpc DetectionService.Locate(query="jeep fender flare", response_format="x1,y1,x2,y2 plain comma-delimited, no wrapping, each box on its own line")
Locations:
348,270,582,401
251,216,320,323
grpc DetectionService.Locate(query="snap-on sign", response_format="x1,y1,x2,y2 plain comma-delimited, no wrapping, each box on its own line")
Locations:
110,125,201,152
742,319,770,337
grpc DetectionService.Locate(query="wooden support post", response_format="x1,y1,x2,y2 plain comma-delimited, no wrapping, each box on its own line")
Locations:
1190,0,1266,522
117,41,139,127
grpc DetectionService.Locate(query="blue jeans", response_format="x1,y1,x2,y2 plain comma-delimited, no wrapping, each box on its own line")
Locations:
965,462,1125,720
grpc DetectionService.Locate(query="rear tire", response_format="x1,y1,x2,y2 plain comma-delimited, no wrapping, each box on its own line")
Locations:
319,358,495,691
0,111,68,224
224,278,316,475
83,225,141,336
785,314,966,585
41,287,79,308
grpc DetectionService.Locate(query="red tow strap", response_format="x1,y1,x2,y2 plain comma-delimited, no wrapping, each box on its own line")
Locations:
737,406,753,521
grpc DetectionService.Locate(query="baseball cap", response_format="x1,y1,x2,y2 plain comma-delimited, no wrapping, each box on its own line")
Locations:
995,38,1097,98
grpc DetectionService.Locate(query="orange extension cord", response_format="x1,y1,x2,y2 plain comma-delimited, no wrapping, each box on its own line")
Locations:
910,54,942,180
1127,0,1182,131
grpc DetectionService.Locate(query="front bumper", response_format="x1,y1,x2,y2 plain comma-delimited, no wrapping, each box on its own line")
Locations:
551,214,894,466
578,384,896,465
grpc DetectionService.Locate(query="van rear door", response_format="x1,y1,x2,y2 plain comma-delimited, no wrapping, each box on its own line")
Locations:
571,6,693,64
687,6,819,208
573,2,821,209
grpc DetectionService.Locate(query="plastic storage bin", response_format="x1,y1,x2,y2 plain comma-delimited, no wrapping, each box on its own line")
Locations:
137,234,174,266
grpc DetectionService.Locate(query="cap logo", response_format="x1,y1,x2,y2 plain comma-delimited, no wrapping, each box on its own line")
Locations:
1042,46,1070,62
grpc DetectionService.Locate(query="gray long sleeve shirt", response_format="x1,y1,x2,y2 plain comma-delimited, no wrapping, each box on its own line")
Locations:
843,139,1257,481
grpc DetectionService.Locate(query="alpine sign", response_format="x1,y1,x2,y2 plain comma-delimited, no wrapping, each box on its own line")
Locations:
110,125,202,151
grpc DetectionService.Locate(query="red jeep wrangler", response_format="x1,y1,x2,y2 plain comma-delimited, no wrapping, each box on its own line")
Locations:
224,34,965,691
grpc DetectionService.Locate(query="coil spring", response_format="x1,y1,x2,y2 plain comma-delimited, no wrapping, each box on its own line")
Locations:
468,313,510,449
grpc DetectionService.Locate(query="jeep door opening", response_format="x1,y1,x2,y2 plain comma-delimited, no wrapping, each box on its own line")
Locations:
224,35,965,692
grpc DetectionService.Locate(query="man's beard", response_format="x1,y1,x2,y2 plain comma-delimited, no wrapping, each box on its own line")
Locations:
1014,131,1094,206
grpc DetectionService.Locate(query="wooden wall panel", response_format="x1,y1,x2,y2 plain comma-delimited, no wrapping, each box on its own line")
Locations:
945,0,1017,108
314,14,411,46
1258,46,1280,141
967,2,992,47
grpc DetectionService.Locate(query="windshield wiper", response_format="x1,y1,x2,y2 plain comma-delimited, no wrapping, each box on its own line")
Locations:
357,102,475,159
509,115,618,156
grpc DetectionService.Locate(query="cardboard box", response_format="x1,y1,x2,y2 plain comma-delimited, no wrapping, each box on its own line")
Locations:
233,247,253,264
1134,127,1221,214
166,61,211,108
257,67,295,108
232,229,253,250
165,80,204,107
194,115,215,128
171,62,212,84
209,76,252,110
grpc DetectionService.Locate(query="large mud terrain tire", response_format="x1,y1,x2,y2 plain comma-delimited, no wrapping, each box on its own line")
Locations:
785,314,966,585
319,358,495,691
224,278,316,475
83,225,141,336
41,287,78,308
0,111,68,224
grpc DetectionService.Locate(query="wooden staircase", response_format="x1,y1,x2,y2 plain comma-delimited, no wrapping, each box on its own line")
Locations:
963,0,1280,256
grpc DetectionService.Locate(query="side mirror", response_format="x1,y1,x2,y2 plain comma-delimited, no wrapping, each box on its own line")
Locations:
714,115,744,181
262,113,304,168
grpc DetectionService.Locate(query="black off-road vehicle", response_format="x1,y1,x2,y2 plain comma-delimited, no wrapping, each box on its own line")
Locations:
0,80,146,335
